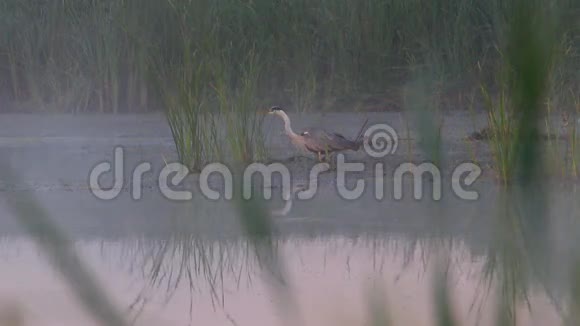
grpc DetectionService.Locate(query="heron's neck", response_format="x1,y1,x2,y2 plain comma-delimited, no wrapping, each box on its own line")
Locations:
279,113,298,138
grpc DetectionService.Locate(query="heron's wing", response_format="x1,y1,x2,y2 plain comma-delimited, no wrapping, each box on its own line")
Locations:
328,132,359,150
300,128,357,152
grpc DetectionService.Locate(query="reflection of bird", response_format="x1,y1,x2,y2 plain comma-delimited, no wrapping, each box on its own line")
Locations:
271,183,308,217
268,106,368,161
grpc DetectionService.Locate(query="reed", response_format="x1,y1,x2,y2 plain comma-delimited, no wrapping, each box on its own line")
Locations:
0,0,576,113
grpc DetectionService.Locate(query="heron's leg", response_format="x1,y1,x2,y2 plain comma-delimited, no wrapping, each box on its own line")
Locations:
319,151,336,171
328,152,337,171
313,152,332,174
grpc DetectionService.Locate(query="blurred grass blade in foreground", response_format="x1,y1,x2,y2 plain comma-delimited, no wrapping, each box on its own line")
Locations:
433,260,458,326
233,169,302,326
0,159,127,326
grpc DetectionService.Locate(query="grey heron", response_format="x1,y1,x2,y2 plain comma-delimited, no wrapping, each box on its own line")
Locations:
268,106,368,162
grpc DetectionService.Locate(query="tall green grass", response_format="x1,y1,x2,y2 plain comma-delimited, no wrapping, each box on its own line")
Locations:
0,1,162,112
156,0,267,168
0,0,577,113
477,0,578,184
481,81,517,185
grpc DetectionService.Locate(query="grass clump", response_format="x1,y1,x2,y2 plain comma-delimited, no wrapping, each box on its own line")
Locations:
158,49,219,170
478,0,573,184
159,51,267,170
481,80,518,185
156,1,267,169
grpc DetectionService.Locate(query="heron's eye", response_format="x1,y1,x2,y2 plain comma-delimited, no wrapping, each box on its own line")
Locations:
301,131,309,135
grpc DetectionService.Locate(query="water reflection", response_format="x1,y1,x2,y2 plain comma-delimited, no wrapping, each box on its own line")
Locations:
1,184,579,325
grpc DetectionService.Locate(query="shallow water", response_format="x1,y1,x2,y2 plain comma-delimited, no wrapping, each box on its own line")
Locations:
0,113,579,325
0,234,563,326
1,179,578,326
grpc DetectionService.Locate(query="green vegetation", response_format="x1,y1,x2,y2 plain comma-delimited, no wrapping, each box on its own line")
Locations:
1,0,576,167
0,0,577,113
0,160,128,326
481,81,518,184
470,0,579,183
1,0,580,325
